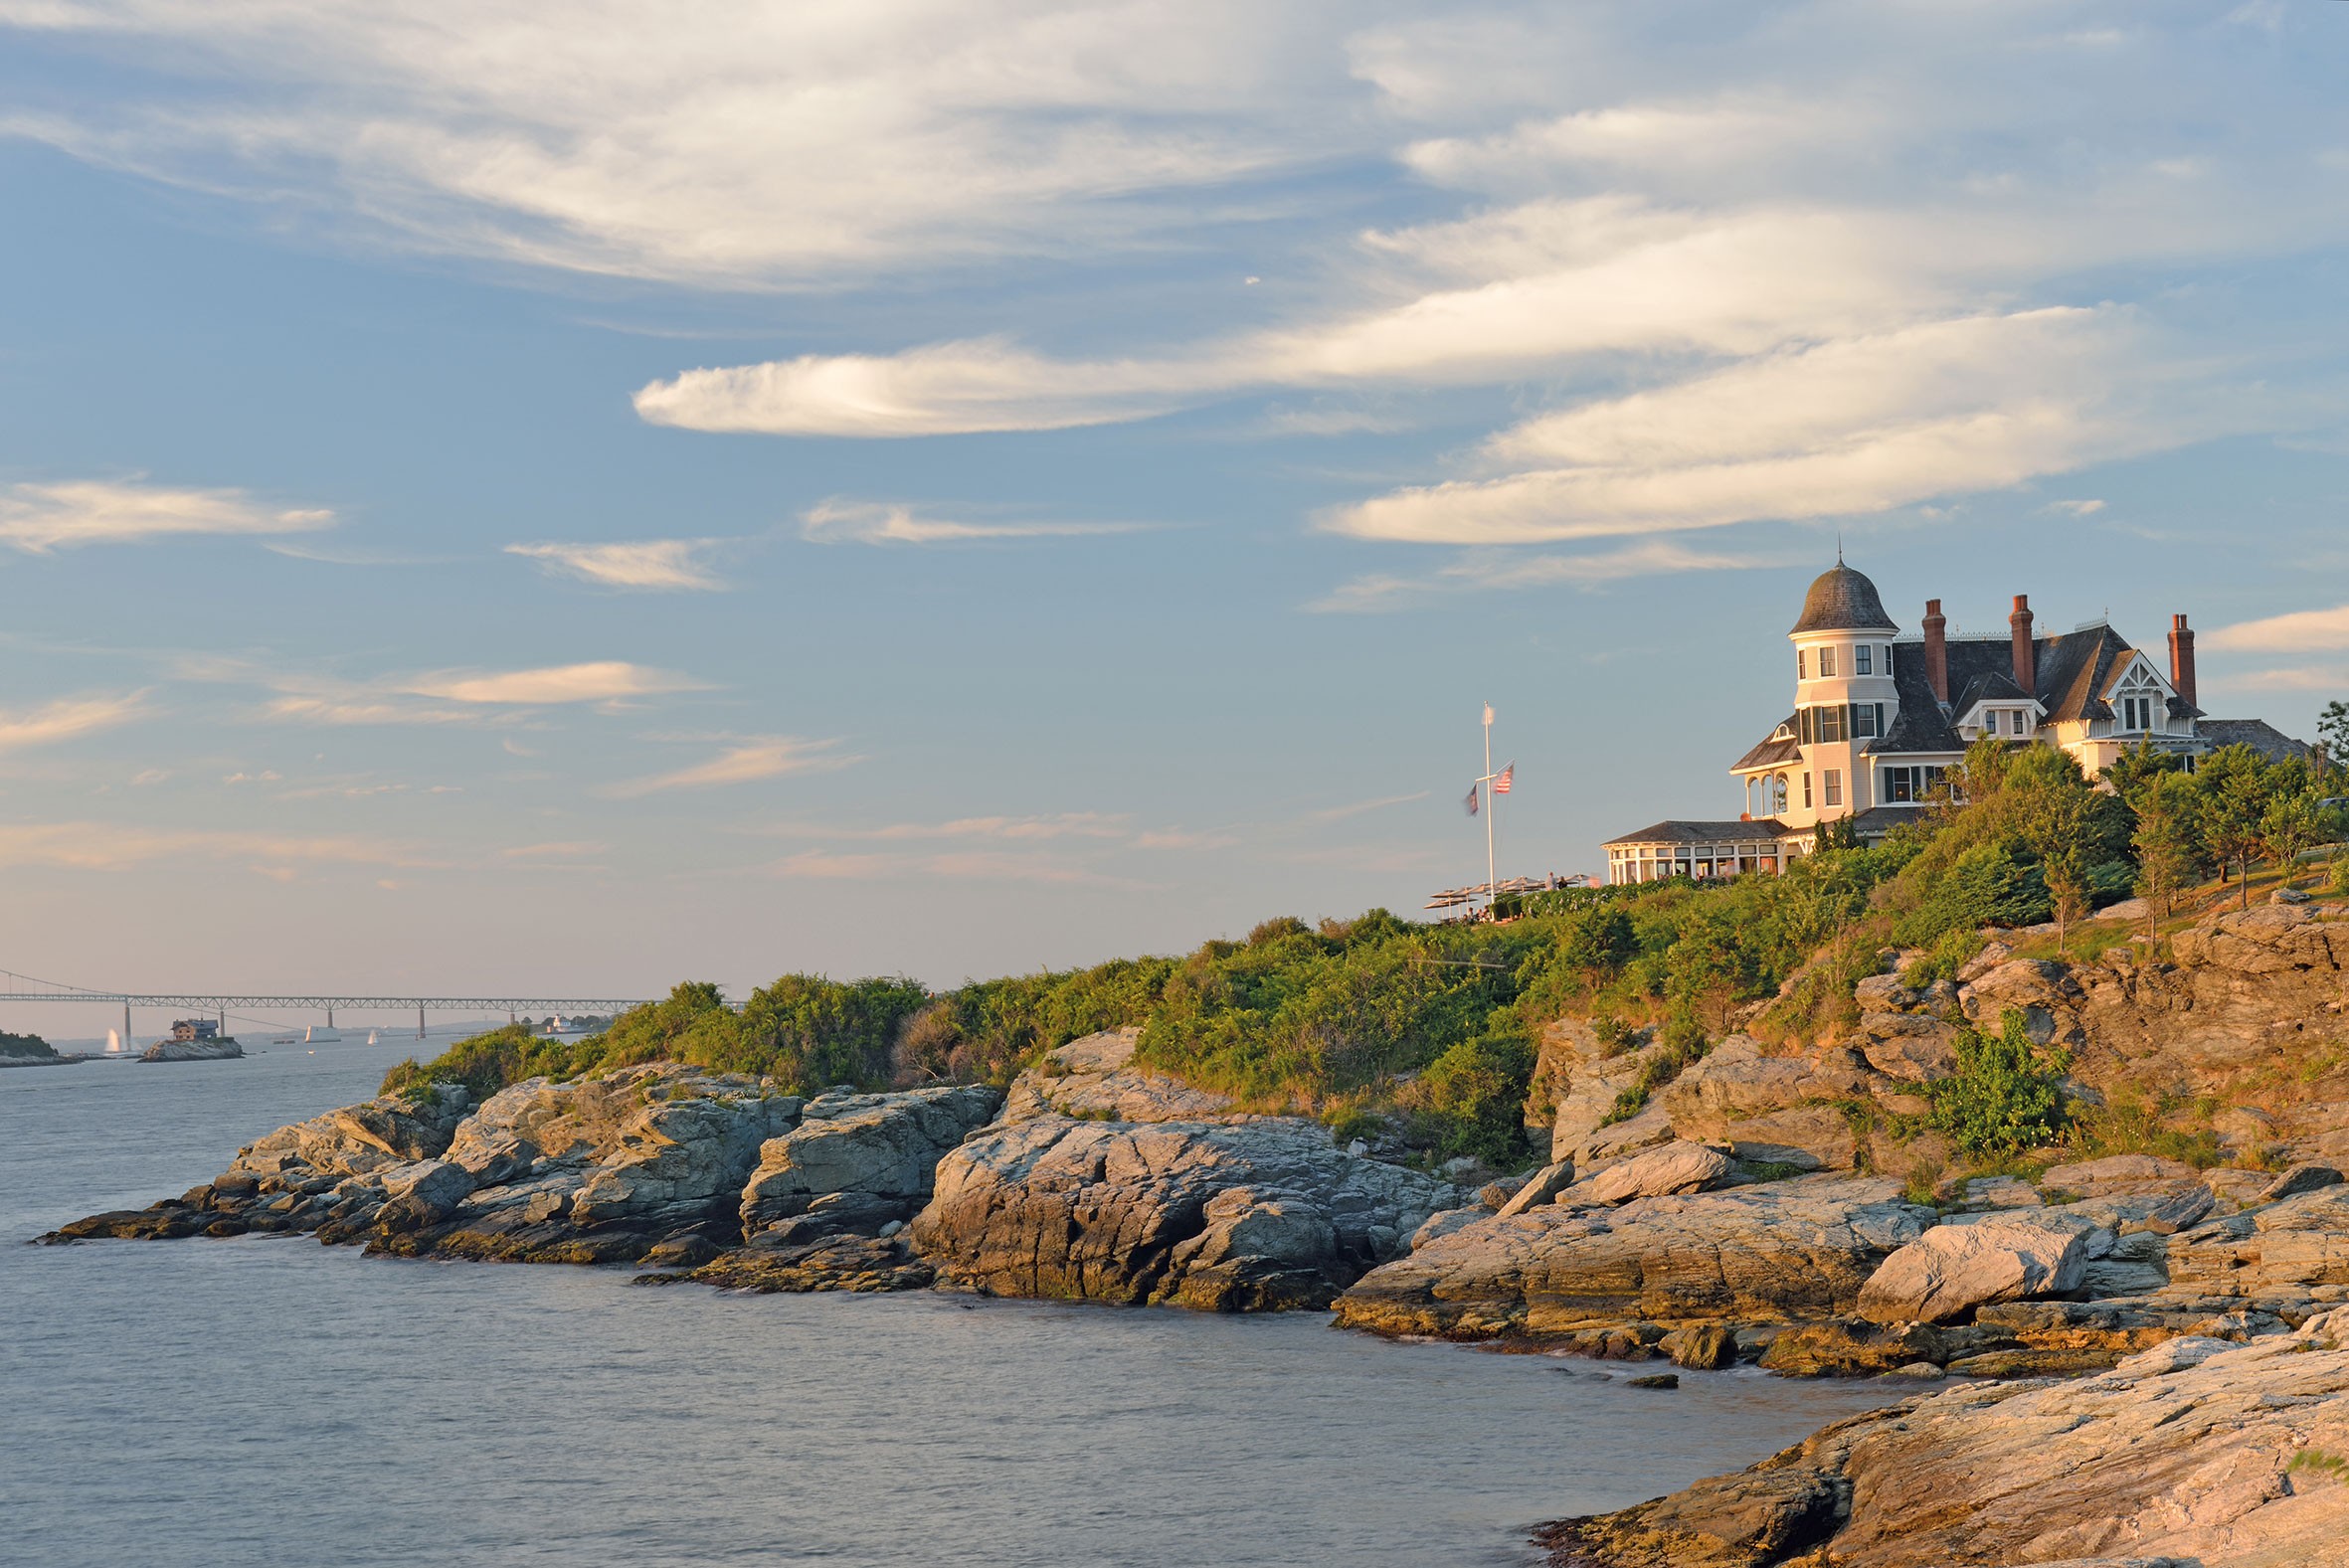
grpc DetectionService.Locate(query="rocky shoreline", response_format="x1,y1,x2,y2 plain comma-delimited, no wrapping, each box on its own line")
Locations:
39,904,2349,1565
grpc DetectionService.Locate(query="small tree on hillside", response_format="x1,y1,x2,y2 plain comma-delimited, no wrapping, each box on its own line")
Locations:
2104,738,2184,806
2196,745,2273,910
2132,770,2204,940
2260,782,2341,892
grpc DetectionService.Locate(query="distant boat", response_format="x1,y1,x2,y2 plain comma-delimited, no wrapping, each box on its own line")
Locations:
365,1029,380,1046
304,1025,342,1044
104,1028,129,1055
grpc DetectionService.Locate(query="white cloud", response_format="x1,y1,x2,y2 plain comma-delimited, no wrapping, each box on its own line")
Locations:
2047,499,2107,517
2206,606,2349,654
1320,308,2197,545
403,661,704,704
500,840,607,859
0,1,1356,284
1314,540,1771,611
506,538,727,591
602,737,852,798
799,499,1138,545
0,691,149,751
2205,665,2349,692
0,479,331,553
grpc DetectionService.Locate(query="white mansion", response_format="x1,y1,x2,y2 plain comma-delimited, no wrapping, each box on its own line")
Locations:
1603,562,2309,886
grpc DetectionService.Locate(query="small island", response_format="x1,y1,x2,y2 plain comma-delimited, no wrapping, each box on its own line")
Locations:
0,1029,67,1069
140,1018,244,1064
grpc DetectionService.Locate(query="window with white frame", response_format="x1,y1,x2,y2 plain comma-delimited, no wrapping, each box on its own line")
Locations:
1819,646,1838,678
1823,770,1843,807
1797,648,1808,679
1855,644,1873,675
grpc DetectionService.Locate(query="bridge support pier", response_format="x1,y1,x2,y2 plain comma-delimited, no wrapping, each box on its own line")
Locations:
418,1005,425,1040
123,1001,131,1053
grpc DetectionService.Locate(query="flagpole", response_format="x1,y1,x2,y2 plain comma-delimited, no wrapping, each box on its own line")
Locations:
1483,702,1497,917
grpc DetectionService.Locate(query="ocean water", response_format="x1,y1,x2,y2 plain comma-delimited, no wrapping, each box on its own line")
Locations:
2,1042,1902,1567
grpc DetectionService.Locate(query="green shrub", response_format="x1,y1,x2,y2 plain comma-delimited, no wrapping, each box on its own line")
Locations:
1401,1030,1536,1166
1900,927,1986,988
1928,1008,2071,1155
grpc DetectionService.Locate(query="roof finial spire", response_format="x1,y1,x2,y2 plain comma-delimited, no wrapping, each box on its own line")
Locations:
1837,532,1844,565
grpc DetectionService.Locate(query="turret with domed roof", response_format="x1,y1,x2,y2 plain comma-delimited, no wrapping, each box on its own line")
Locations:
1789,561,1898,636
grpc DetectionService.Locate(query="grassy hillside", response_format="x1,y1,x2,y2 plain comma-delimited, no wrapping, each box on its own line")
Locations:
385,739,2343,1169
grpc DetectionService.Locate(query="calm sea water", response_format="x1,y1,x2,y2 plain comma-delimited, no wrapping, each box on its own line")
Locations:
2,1042,1901,1567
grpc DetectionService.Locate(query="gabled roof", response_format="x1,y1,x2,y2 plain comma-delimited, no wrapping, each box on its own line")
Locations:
1731,715,1802,772
1604,818,1790,846
1790,564,1898,635
1949,668,2032,717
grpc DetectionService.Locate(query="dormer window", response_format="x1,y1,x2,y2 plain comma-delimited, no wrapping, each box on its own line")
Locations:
1819,646,1839,678
1855,644,1873,676
2122,696,2150,730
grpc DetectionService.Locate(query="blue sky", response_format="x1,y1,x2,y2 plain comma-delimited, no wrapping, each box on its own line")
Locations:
2,0,2347,1024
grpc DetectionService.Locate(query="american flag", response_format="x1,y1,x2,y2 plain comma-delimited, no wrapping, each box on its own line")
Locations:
1464,784,1479,816
1495,762,1515,794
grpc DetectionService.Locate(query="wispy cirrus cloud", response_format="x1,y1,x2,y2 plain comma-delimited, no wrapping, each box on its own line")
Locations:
0,690,151,751
0,479,331,553
404,661,705,705
799,499,1139,546
768,846,1147,889
249,660,706,726
602,737,854,798
1314,539,1776,612
758,811,1129,842
506,538,728,591
0,819,436,871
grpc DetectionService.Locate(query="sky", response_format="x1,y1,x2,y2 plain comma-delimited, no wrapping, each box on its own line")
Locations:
2,0,2348,1028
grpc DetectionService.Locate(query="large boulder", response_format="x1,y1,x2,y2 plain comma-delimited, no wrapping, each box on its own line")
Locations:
738,1084,1001,1235
1580,1140,1734,1204
1000,1028,1232,1123
1857,1219,2089,1325
1333,1175,1932,1342
910,1114,1463,1308
1656,1036,1871,1170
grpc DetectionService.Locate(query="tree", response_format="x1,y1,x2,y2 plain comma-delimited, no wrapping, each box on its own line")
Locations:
2132,770,2204,939
2012,757,2099,954
2196,745,2273,910
2260,782,2341,892
2319,700,2349,774
2104,738,2184,807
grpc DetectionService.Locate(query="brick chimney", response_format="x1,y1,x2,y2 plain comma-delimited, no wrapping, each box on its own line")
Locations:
2009,594,2036,695
1922,599,1949,705
2169,612,2197,709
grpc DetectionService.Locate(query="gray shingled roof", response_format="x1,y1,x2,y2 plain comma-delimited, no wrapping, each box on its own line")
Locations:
1603,818,1790,846
2198,719,2315,764
1731,715,1802,772
1790,565,1899,635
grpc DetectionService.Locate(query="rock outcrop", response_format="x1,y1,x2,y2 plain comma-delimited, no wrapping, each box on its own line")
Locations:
738,1084,1001,1239
43,1065,986,1286
1538,1313,2349,1568
140,1036,245,1063
999,1028,1233,1123
911,1113,1463,1310
1333,1175,1933,1344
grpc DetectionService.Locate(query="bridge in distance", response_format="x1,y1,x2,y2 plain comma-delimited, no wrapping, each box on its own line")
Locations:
0,969,652,1039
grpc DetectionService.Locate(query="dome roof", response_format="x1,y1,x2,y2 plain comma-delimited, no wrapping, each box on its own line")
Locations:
1790,563,1898,635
